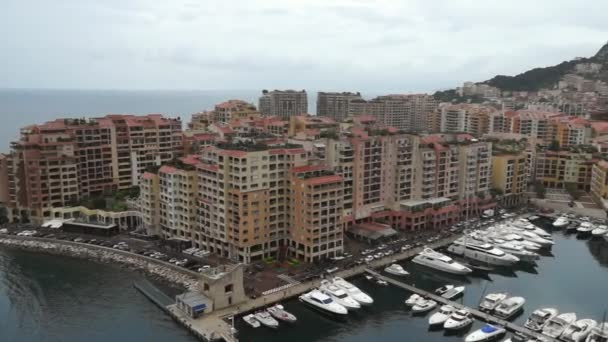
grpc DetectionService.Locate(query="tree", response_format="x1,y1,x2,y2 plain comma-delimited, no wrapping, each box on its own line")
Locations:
565,182,583,200
534,181,546,199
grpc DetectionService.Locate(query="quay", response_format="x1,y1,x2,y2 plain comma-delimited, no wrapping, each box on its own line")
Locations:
365,269,557,342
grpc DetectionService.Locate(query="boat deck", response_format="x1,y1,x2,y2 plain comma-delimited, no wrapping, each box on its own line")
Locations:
365,269,558,342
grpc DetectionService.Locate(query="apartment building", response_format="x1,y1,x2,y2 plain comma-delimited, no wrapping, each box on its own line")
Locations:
437,104,497,136
316,92,363,121
591,160,608,208
491,152,529,207
508,110,560,141
289,166,344,262
213,100,260,124
258,90,308,119
189,111,214,131
552,116,592,147
534,149,595,191
0,154,8,206
288,115,339,137
6,114,182,222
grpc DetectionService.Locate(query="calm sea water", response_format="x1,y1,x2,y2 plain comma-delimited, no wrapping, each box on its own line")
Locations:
2,221,608,342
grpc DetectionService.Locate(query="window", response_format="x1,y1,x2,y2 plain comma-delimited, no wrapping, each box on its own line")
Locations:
225,284,233,293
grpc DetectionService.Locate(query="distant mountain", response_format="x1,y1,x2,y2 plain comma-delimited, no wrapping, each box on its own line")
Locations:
434,41,608,98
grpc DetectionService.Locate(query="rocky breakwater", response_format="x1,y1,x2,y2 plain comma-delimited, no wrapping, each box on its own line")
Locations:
0,236,200,290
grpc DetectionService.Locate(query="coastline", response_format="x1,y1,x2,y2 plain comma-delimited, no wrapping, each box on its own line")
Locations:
0,235,200,291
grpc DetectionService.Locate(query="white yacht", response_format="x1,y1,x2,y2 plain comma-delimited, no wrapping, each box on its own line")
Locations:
405,293,424,307
384,263,409,276
524,307,558,331
494,296,525,320
510,220,552,239
435,285,465,300
465,324,506,342
267,304,297,323
562,318,597,342
444,309,474,331
586,321,608,342
496,233,542,251
592,225,608,238
491,241,539,263
577,222,595,235
331,277,374,306
554,216,570,228
243,314,261,328
448,239,519,266
299,289,348,316
479,292,508,312
254,311,279,329
411,299,437,314
428,305,456,327
412,248,473,275
515,231,554,248
543,312,577,338
319,280,361,310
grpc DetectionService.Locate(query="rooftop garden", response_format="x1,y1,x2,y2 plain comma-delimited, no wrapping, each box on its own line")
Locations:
492,138,528,155
73,186,140,212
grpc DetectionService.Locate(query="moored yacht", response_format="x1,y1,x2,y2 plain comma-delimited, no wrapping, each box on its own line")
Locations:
515,231,554,248
267,304,297,323
319,280,361,310
444,309,474,331
492,241,539,263
435,284,465,299
384,263,409,276
428,305,456,327
254,310,279,329
510,220,552,239
243,314,261,328
494,296,525,320
554,216,570,228
524,307,558,331
586,321,608,342
591,225,608,238
577,222,595,236
561,318,597,342
465,324,506,342
479,293,508,312
495,233,541,251
447,239,519,266
412,248,472,275
405,293,424,306
332,277,374,306
411,299,437,314
299,289,348,316
543,312,577,338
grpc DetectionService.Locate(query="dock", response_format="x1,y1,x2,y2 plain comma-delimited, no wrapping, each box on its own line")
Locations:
365,269,558,342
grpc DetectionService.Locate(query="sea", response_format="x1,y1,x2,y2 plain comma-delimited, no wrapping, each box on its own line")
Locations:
2,219,608,342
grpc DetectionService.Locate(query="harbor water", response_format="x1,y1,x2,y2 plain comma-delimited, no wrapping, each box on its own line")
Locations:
2,219,608,341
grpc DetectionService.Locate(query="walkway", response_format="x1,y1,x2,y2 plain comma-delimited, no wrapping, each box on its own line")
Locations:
365,269,557,342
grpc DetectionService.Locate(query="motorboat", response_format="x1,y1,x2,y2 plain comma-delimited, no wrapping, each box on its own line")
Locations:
435,285,466,299
365,274,388,286
465,324,506,342
376,279,388,286
332,277,374,306
553,216,570,228
496,233,541,251
543,312,577,338
479,293,508,312
405,293,424,306
577,222,595,236
267,304,297,323
510,220,552,239
319,280,361,310
443,309,474,331
412,248,472,275
254,311,279,329
515,231,554,248
299,289,348,316
586,321,608,342
384,263,409,276
561,318,597,342
447,239,519,266
243,314,261,328
524,307,558,331
428,305,456,327
492,241,539,263
494,296,525,320
591,225,608,238
411,299,437,314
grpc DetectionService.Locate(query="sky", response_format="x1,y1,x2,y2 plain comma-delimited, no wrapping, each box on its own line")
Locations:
1,0,607,93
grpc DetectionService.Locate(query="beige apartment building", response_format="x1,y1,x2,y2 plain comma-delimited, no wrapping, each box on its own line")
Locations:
316,92,363,121
258,90,308,119
349,94,437,132
491,152,529,207
591,160,608,208
534,149,595,191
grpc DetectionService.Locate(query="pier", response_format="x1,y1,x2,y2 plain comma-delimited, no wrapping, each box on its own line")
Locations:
365,269,558,342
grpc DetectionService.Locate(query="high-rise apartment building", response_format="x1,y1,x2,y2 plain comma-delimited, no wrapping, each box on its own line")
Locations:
258,90,308,119
492,152,529,207
349,94,437,132
316,92,363,121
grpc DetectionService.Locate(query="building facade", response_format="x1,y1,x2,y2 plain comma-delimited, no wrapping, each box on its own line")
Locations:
316,92,363,121
259,90,308,119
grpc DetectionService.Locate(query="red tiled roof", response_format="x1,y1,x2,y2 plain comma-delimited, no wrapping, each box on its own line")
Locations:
142,172,156,180
159,165,178,174
218,150,247,157
305,174,342,185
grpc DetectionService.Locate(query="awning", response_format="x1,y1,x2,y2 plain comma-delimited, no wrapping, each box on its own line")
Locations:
349,222,398,240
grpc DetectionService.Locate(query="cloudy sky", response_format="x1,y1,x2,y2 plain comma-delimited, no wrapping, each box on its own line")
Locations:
1,0,607,92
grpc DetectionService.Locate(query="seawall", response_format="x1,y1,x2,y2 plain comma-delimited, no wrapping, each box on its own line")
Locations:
0,235,200,290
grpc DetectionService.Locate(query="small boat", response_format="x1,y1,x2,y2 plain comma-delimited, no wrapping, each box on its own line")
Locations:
524,307,558,331
428,305,456,327
376,279,388,286
577,222,595,236
267,304,297,323
443,309,474,331
494,296,525,320
254,310,279,329
364,275,388,286
384,263,409,276
465,324,506,342
319,280,361,310
299,289,348,316
435,285,466,299
411,299,437,314
591,226,608,238
243,314,260,328
479,293,508,312
553,216,570,228
543,312,577,338
561,318,597,342
405,293,423,306
332,277,374,306
586,321,608,342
